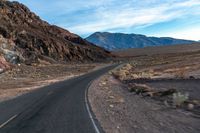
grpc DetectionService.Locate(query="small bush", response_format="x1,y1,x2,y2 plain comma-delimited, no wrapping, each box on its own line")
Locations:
123,63,132,70
173,92,189,107
116,69,127,80
174,68,186,79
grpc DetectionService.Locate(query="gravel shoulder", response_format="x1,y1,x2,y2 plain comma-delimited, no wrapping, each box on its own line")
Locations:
88,74,200,133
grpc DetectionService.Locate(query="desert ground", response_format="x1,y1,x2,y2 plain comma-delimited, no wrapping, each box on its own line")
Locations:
0,63,109,102
89,50,200,133
113,43,200,57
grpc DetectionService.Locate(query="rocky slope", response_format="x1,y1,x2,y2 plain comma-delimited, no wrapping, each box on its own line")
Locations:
86,32,196,51
0,0,110,72
0,56,10,73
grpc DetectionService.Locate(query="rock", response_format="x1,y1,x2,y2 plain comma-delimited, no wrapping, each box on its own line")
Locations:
164,100,170,107
109,104,114,108
101,82,106,85
0,68,3,73
133,125,138,129
187,103,194,110
145,91,156,97
191,100,199,105
3,51,20,64
99,83,103,87
154,89,177,97
104,87,109,90
118,98,125,103
159,122,164,126
0,35,21,66
128,83,152,94
189,76,195,79
0,55,10,72
109,96,115,99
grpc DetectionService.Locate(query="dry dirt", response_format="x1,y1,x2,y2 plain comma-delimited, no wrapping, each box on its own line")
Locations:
0,63,108,102
113,43,200,57
88,74,200,133
88,51,200,133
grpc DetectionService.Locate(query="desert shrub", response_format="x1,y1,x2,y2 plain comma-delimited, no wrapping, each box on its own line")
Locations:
123,63,132,70
113,69,127,80
174,68,186,79
173,92,189,107
131,73,139,79
131,71,152,79
141,71,151,79
112,63,133,80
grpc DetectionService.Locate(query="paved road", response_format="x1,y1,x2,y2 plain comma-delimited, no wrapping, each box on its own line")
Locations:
0,64,117,133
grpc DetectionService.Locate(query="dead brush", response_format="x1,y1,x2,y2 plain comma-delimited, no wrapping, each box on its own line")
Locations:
112,69,127,80
173,92,189,107
122,63,132,71
174,68,186,79
112,63,134,80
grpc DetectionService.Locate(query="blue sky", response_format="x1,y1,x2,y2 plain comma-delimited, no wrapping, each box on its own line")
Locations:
13,0,200,40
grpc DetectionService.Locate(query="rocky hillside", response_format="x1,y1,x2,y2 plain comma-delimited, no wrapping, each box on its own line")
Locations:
0,0,110,72
86,32,196,51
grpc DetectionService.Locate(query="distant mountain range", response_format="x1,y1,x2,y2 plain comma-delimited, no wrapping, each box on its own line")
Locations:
86,32,196,51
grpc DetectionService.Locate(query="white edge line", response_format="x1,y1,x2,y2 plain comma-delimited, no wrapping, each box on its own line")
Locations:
84,64,117,133
85,80,101,133
0,114,18,129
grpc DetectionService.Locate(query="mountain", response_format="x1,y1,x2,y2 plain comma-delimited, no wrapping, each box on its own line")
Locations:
0,0,110,70
86,32,196,51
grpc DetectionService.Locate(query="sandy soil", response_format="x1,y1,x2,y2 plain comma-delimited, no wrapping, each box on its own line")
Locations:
88,74,200,133
113,43,200,57
0,63,109,102
89,51,200,133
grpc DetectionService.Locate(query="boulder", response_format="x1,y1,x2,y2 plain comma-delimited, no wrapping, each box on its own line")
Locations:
0,35,20,64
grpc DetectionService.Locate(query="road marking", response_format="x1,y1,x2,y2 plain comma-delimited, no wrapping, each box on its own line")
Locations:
85,80,101,133
0,114,18,129
84,65,117,133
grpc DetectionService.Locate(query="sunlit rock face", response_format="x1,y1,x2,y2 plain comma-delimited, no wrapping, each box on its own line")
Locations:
0,35,21,65
0,56,9,73
0,35,20,73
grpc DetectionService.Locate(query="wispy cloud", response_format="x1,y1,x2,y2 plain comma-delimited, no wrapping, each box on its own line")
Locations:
14,0,200,40
63,0,200,35
153,25,200,41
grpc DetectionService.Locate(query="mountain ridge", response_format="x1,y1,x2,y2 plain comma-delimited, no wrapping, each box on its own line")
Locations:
86,32,196,51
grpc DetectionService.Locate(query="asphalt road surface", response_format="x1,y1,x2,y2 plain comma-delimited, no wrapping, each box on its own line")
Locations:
0,64,117,133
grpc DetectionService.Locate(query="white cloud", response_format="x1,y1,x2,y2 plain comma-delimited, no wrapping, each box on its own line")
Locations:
64,0,200,35
159,27,200,41
15,0,200,40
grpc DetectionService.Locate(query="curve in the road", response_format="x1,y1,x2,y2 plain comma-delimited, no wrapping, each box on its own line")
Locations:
0,64,117,133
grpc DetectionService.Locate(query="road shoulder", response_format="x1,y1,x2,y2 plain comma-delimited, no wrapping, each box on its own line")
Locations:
88,73,200,133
